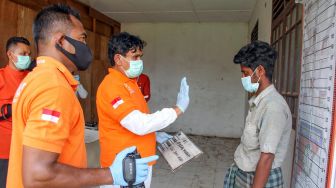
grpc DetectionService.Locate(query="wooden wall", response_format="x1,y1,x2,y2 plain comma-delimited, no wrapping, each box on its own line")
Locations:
0,0,120,122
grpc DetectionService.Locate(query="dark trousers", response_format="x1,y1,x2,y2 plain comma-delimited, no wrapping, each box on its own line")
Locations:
0,159,8,188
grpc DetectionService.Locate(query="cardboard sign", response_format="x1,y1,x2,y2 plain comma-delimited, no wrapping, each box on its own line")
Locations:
157,131,203,171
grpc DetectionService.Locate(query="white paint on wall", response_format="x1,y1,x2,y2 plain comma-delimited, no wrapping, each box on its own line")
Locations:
122,22,248,137
282,130,296,188
248,0,272,43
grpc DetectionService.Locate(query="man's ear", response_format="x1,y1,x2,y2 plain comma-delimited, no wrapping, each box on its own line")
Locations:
7,50,15,63
114,54,122,66
257,65,266,77
53,33,65,47
6,51,12,59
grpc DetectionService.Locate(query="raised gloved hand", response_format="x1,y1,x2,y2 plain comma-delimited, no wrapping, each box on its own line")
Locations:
109,146,159,186
156,132,173,144
176,77,190,113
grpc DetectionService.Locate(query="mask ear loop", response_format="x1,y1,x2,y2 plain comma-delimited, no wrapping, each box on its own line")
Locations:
120,55,130,63
256,74,261,83
118,55,130,76
55,35,65,50
251,66,262,83
9,51,17,64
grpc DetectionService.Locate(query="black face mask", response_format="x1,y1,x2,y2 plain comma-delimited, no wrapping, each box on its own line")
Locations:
56,35,93,71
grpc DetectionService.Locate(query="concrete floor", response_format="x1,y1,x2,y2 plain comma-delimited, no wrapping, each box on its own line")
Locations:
151,135,240,188
85,135,240,188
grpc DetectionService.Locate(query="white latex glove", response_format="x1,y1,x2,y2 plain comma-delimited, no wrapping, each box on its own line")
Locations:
176,77,190,113
156,132,173,144
109,146,159,186
77,84,88,99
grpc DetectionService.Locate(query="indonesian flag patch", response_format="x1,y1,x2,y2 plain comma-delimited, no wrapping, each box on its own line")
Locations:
41,108,61,124
111,97,124,109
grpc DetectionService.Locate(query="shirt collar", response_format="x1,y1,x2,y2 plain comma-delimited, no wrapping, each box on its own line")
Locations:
36,56,78,89
108,68,135,83
249,85,276,107
4,65,28,78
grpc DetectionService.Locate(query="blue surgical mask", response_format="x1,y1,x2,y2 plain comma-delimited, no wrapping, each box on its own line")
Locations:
15,55,31,70
122,56,144,78
241,68,260,93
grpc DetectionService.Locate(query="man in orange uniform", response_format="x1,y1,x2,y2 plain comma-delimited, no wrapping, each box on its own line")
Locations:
136,73,151,102
7,4,157,188
0,36,31,188
97,32,190,188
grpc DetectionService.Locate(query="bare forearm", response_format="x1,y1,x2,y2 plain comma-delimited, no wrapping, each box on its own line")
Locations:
252,154,274,188
174,106,182,116
24,163,113,188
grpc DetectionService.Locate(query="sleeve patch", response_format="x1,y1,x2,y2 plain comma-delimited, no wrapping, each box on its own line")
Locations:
111,97,124,109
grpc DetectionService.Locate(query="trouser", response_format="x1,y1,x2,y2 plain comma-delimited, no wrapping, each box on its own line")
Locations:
101,166,152,188
224,164,284,188
0,159,9,188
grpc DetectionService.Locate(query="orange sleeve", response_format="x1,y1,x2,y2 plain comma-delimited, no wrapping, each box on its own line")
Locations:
99,84,139,122
23,86,76,153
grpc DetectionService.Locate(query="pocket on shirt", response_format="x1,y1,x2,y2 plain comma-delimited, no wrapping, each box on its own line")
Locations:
242,122,259,150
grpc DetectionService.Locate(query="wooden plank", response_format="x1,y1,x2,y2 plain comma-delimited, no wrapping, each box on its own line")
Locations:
95,20,111,37
94,33,101,60
90,59,108,121
11,0,93,30
81,14,93,31
86,29,95,54
47,0,66,4
10,0,118,32
1,0,120,122
90,35,110,121
66,0,89,14
112,25,120,35
77,29,95,122
0,0,18,67
65,0,93,30
17,5,37,58
100,35,109,61
9,0,47,10
102,60,109,71
89,7,120,28
78,65,92,122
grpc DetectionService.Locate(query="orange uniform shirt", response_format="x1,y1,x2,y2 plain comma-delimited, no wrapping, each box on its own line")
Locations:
97,69,156,167
7,56,87,188
0,66,28,159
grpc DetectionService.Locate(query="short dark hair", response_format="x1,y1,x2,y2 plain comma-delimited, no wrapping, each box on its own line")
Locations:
108,32,146,66
233,40,277,81
6,37,30,52
33,3,80,47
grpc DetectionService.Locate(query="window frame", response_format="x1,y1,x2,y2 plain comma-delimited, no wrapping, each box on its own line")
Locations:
271,0,304,130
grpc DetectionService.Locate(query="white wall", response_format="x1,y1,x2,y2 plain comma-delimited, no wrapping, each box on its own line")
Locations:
248,0,272,43
282,130,295,188
122,23,248,137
